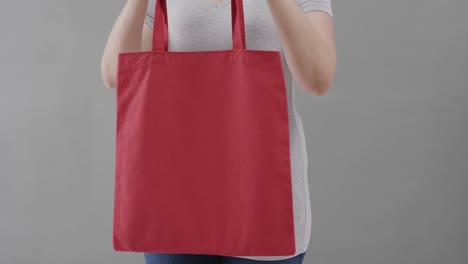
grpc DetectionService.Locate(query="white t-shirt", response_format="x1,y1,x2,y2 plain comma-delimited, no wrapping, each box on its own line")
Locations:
144,0,333,261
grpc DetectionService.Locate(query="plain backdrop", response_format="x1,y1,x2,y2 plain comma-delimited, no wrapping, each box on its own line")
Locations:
0,1,467,263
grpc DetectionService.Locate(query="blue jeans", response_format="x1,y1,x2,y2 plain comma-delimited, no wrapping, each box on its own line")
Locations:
144,252,306,264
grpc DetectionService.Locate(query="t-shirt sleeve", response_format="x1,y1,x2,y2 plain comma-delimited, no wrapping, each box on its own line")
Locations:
295,0,333,19
144,0,156,29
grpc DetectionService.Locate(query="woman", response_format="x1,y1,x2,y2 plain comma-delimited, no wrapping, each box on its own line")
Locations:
101,0,336,263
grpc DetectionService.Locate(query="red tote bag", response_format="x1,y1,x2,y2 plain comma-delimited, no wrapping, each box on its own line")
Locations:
113,0,295,256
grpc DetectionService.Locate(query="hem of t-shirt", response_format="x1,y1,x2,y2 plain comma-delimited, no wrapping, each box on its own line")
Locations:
232,248,307,261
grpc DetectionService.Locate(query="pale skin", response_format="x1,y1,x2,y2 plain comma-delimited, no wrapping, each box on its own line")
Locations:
101,0,336,96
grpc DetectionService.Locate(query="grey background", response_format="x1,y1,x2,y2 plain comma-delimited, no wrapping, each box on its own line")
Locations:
0,0,467,263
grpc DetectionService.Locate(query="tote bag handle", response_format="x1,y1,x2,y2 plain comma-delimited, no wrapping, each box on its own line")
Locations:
152,0,246,51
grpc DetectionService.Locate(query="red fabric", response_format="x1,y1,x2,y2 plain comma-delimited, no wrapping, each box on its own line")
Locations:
113,0,295,256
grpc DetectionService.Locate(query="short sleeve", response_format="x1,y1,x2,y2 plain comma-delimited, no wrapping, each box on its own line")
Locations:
144,0,156,29
295,0,333,19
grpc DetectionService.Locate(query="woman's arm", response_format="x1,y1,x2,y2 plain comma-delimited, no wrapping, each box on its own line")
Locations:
100,0,149,89
267,0,336,96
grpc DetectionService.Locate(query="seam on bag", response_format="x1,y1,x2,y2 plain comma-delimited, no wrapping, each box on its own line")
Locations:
117,50,283,70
